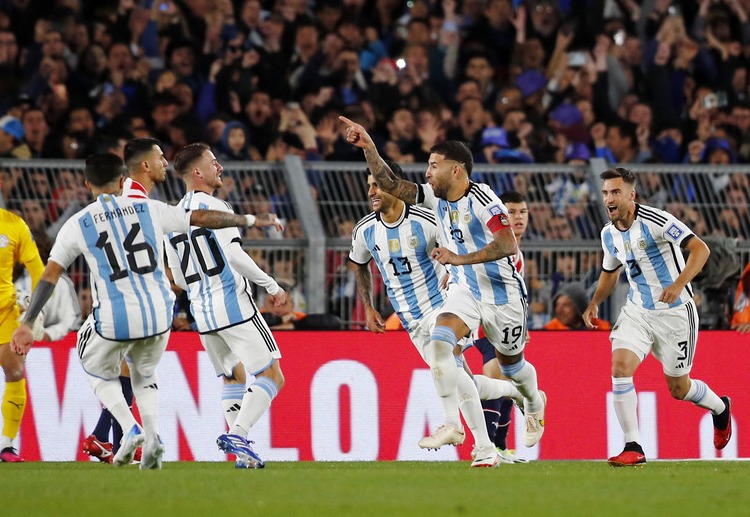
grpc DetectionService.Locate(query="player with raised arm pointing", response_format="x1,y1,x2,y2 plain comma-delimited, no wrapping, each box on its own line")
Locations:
340,116,547,457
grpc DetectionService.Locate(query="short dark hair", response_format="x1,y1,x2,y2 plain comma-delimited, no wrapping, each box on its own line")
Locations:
500,190,527,204
600,167,636,185
84,153,126,187
123,138,161,171
173,142,210,176
429,140,474,176
366,160,404,179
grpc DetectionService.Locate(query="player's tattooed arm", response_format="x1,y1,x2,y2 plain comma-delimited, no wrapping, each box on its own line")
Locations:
351,260,375,310
448,227,517,265
190,210,256,228
350,260,386,333
364,148,418,204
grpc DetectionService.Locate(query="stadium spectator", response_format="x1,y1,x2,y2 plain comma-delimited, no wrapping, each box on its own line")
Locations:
731,262,750,333
0,115,29,158
544,283,610,330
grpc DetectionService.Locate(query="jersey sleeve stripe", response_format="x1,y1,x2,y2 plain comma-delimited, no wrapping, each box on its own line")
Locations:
638,212,668,227
469,184,493,206
353,213,377,239
638,206,668,224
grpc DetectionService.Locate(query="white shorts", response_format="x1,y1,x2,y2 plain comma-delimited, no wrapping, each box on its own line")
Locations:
610,300,699,377
440,283,528,356
76,315,168,380
200,313,281,377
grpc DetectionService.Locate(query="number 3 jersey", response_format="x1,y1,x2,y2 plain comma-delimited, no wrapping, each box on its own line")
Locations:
349,204,445,332
416,182,527,305
600,203,695,310
48,194,191,340
165,191,276,333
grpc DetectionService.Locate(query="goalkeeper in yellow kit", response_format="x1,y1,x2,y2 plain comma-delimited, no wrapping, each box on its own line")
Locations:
0,207,43,462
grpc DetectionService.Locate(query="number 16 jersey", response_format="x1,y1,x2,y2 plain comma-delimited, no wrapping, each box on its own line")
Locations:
49,194,191,340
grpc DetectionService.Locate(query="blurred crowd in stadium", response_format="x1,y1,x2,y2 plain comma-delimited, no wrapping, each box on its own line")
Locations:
1,0,749,329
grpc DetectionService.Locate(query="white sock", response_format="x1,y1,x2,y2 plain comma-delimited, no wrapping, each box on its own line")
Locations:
221,383,246,428
501,359,542,413
612,377,640,443
131,369,160,440
473,374,522,403
230,377,278,437
683,379,725,414
456,369,493,448
425,327,461,429
0,436,12,449
88,377,138,434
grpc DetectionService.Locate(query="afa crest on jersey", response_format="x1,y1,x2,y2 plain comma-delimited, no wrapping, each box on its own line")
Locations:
408,236,419,249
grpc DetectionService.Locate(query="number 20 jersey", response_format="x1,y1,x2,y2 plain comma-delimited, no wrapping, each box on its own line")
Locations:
165,191,257,333
48,194,191,340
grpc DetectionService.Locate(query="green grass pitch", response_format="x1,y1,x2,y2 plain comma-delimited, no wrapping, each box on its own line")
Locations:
1,460,748,516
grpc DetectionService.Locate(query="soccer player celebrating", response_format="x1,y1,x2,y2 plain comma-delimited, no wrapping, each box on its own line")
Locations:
340,116,546,459
350,163,523,467
583,167,732,467
166,143,286,469
0,207,43,462
83,138,169,463
11,153,270,469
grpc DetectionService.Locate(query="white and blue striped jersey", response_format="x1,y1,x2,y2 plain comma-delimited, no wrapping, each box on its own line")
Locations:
48,194,191,340
416,181,527,305
165,191,267,333
601,204,695,310
349,205,445,332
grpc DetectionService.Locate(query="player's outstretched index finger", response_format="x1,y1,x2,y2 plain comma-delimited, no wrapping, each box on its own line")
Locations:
338,115,358,128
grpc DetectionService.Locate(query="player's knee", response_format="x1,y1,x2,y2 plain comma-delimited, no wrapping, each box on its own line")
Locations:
2,361,25,382
668,383,688,400
611,360,633,378
258,364,285,391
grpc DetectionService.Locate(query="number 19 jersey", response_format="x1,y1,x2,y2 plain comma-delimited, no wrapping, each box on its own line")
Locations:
165,191,258,333
417,181,527,305
48,194,191,340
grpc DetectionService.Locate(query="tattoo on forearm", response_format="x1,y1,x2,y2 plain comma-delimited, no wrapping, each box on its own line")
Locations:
462,238,515,264
363,148,417,204
193,210,245,229
354,265,374,307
